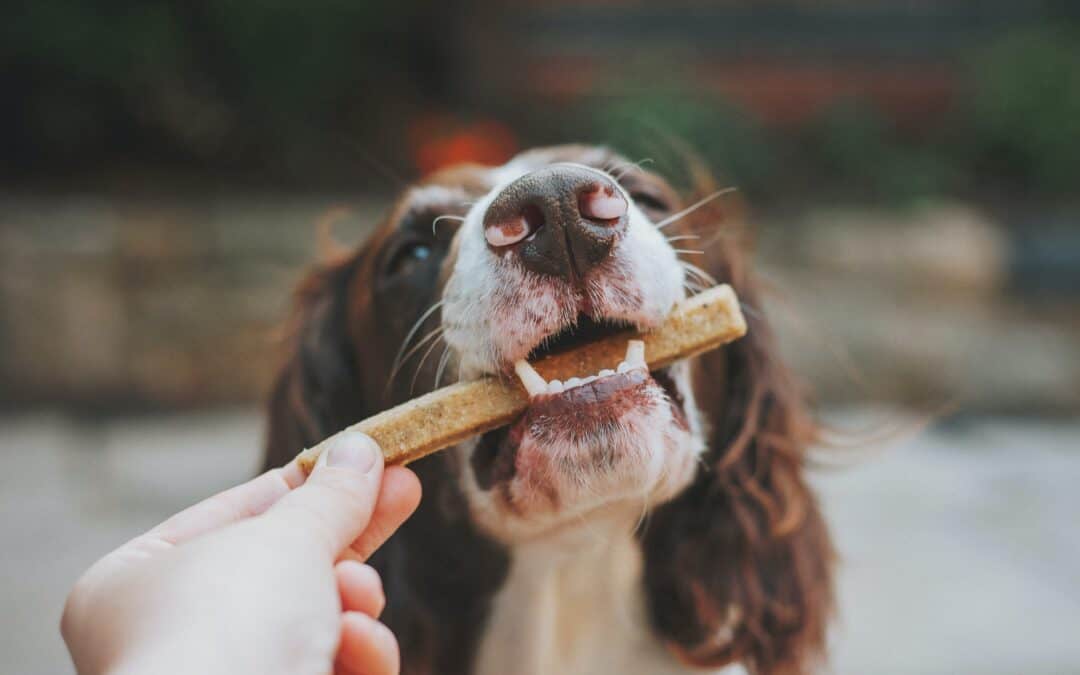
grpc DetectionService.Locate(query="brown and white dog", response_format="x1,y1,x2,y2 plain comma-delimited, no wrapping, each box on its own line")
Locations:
264,145,833,675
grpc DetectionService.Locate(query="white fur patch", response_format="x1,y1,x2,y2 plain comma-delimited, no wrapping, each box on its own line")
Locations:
473,510,744,675
439,150,725,673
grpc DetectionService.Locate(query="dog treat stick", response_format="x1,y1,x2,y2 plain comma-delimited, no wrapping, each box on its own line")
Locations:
296,284,746,472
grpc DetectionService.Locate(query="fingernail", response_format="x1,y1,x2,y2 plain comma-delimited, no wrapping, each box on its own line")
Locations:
326,432,378,472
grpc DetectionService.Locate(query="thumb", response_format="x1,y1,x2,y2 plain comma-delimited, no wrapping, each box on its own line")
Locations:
261,430,384,556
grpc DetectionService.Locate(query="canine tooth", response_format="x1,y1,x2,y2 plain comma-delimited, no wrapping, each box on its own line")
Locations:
566,377,582,388
514,360,548,397
547,379,564,394
582,375,597,385
599,369,615,377
625,340,646,368
617,361,632,373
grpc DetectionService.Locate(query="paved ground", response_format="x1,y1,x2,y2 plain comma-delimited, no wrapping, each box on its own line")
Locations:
2,409,1078,674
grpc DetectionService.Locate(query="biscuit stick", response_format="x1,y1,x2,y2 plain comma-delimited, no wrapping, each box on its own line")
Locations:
296,284,746,472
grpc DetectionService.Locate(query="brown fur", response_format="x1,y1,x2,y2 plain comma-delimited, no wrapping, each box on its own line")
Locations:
639,167,834,674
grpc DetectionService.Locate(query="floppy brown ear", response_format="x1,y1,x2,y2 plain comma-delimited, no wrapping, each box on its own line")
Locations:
263,250,369,472
639,180,834,675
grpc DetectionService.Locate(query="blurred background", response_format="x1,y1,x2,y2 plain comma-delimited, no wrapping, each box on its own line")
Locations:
2,1,1078,673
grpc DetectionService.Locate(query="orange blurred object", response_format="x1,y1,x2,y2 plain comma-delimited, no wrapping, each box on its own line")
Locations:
409,116,518,175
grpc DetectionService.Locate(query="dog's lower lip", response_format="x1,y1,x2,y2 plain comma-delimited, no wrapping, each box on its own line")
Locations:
500,363,682,431
473,362,685,488
529,367,650,409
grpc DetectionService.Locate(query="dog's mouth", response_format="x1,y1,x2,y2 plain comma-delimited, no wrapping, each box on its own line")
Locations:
471,315,688,493
524,313,634,362
513,312,685,415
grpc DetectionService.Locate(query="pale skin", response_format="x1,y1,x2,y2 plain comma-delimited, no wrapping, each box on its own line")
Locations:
61,431,422,675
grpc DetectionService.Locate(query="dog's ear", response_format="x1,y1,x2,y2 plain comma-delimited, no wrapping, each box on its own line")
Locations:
640,178,834,675
263,250,368,471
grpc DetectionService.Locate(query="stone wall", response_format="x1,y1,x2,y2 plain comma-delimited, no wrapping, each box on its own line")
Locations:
0,193,377,409
2,194,1077,414
759,204,1080,414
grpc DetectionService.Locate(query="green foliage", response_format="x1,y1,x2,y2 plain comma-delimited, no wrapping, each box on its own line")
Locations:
968,26,1080,193
4,1,400,163
8,1,390,97
813,101,891,183
10,2,184,85
197,2,394,113
811,100,959,205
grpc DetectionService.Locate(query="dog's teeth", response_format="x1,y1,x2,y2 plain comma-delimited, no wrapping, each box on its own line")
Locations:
582,375,597,385
625,340,646,368
616,361,632,373
566,377,583,388
547,379,564,394
514,360,548,397
599,369,615,377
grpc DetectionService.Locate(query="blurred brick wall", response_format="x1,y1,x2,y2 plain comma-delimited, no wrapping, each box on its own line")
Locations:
461,0,1046,128
0,194,378,410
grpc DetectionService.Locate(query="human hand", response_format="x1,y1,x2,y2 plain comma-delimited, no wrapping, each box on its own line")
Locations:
61,431,421,675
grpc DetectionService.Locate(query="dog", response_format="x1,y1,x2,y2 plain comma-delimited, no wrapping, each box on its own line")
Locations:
264,145,833,675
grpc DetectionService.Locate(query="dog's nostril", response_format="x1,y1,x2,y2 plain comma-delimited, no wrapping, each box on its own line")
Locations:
484,203,546,248
522,203,545,236
485,217,528,247
579,185,627,221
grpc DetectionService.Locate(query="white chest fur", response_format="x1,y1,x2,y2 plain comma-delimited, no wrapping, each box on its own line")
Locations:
473,510,742,675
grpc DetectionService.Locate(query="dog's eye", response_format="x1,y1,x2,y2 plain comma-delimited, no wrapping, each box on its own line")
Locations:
385,241,432,278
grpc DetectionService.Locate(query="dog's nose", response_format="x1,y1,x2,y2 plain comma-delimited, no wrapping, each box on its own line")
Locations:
483,165,628,279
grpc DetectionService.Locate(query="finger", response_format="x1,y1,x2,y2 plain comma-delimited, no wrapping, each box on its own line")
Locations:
146,459,307,545
335,612,400,675
347,467,422,561
335,561,385,617
261,430,384,555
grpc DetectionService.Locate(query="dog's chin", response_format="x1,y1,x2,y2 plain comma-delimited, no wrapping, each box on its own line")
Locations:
462,364,702,543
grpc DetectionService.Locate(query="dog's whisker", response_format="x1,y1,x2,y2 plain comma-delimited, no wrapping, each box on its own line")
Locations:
682,272,716,295
665,234,701,243
684,273,714,291
683,280,706,297
432,214,466,236
612,157,654,182
673,248,706,256
739,301,765,323
434,344,452,388
680,261,719,287
391,300,445,378
389,326,446,387
655,188,737,229
681,266,712,287
634,476,654,534
410,332,446,395
697,223,746,249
